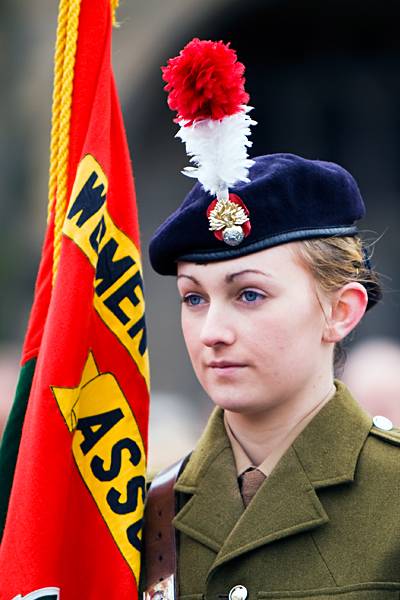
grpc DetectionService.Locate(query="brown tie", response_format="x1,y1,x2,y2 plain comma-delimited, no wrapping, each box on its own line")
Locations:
239,467,266,507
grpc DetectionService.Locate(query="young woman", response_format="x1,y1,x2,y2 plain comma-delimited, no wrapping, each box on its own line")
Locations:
143,40,400,600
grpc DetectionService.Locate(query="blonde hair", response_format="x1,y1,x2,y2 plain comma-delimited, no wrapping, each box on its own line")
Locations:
295,236,381,374
297,236,379,294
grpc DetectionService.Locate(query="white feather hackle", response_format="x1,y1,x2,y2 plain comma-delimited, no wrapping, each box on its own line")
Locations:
175,106,257,196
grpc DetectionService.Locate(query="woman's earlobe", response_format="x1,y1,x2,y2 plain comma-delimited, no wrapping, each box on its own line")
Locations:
322,283,368,343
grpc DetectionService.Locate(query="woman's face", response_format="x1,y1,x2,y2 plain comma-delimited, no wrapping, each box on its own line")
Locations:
177,243,333,415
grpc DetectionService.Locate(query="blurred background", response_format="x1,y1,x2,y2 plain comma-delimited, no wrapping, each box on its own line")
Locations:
1,0,400,471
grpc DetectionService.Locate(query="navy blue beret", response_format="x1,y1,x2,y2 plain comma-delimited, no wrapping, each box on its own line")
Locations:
149,153,366,275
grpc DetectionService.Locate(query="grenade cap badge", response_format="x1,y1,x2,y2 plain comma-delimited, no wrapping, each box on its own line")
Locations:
207,192,251,246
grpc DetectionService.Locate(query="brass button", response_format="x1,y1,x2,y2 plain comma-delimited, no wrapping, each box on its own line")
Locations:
228,585,248,600
373,415,393,431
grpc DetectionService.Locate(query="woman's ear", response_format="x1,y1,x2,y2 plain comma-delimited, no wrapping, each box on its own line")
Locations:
322,283,368,343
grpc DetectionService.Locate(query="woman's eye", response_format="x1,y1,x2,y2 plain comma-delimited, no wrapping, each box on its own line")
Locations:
183,294,204,306
240,290,265,303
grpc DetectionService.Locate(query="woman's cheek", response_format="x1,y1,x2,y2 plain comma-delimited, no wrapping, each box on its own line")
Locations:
184,328,202,367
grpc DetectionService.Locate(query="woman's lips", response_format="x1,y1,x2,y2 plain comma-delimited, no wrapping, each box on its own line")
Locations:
207,361,247,375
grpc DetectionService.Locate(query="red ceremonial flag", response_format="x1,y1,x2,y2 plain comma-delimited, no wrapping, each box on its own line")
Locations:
0,1,149,598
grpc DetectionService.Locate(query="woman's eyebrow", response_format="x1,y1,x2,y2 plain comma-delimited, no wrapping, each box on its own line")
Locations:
177,274,201,285
226,269,272,283
177,269,272,286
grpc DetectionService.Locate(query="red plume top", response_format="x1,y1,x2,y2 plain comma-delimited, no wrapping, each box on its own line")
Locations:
162,38,249,126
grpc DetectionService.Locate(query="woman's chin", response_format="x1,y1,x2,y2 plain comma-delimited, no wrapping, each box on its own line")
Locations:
208,391,267,415
206,382,288,416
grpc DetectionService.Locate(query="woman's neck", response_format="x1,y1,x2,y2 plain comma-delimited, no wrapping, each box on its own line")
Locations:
224,379,336,467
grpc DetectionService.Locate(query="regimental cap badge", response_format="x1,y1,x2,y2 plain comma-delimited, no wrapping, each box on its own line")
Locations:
207,192,251,246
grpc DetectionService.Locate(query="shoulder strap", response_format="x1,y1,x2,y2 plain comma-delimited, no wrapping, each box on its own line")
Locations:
370,425,400,445
143,456,187,600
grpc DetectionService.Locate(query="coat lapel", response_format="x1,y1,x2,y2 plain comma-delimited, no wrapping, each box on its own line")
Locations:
212,444,329,570
173,409,244,552
173,382,372,571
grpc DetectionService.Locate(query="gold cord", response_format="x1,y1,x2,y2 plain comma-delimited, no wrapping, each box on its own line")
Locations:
49,0,82,285
47,0,69,224
110,0,120,26
48,1,118,286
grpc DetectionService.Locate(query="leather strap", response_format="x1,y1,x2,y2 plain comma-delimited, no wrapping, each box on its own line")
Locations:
143,457,186,596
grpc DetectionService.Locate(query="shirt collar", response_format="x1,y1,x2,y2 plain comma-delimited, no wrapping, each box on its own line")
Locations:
223,386,336,478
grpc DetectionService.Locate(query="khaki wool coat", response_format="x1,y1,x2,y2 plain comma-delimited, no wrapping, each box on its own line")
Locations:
169,381,400,599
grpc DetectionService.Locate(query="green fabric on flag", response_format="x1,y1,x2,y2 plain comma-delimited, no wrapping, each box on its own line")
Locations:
0,357,36,540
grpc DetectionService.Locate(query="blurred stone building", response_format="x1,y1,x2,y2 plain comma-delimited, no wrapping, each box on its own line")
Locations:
1,1,400,455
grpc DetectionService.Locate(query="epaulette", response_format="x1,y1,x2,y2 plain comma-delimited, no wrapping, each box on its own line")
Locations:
370,425,400,446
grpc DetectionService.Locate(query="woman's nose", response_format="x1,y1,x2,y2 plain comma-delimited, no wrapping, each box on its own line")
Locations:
199,304,236,347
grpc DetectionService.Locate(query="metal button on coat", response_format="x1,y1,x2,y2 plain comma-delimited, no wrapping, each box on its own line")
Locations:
373,415,393,431
228,585,248,600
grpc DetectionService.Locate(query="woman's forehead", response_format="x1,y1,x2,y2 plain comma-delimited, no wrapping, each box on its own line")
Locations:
177,243,302,281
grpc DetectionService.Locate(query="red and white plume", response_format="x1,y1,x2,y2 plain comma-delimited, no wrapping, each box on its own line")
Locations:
162,38,256,199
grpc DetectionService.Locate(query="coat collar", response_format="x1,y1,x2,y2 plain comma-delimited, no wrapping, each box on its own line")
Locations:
173,381,372,569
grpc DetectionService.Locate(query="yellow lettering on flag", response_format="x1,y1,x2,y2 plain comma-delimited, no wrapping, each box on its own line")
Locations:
52,351,146,583
63,154,149,391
